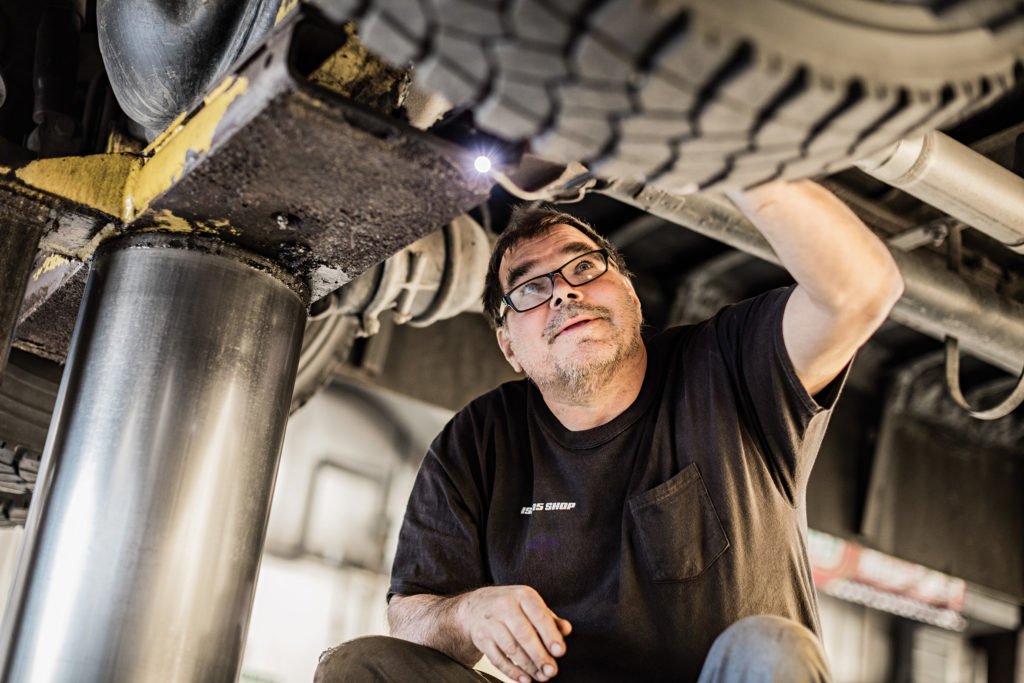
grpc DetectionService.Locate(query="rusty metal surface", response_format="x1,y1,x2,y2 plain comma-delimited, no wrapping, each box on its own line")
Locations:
0,188,56,379
2,7,491,362
12,252,87,363
12,273,86,364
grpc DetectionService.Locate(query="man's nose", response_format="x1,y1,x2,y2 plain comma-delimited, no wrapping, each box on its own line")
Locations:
549,274,582,308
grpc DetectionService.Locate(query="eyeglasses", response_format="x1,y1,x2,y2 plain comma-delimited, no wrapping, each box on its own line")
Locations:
500,249,610,317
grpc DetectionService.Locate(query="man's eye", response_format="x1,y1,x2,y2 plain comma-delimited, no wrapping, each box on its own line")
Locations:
574,259,596,273
520,280,542,296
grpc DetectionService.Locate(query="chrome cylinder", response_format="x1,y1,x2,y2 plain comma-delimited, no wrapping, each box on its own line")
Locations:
0,233,307,682
857,131,1024,253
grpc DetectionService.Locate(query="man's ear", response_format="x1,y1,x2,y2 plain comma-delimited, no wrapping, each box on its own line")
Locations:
495,326,523,373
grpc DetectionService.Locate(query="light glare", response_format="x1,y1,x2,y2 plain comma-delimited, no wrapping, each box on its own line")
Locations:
474,155,492,173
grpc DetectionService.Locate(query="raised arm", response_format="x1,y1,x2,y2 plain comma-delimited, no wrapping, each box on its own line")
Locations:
388,586,572,683
727,180,904,396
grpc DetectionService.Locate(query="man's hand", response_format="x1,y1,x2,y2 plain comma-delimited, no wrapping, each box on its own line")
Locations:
388,586,572,683
457,585,572,683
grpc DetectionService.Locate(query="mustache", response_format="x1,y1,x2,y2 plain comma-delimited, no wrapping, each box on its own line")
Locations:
544,302,612,344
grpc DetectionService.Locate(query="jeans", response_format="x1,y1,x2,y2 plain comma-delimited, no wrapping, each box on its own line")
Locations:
314,615,833,682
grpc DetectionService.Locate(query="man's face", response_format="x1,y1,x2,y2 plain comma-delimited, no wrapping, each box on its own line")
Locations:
495,224,643,392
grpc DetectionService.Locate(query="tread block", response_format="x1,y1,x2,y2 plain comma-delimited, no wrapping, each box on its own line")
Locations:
752,76,849,149
370,0,429,36
556,80,633,113
847,91,941,158
587,0,685,57
618,112,692,141
416,55,486,104
777,140,858,178
694,62,792,134
650,164,723,193
725,147,795,186
361,9,426,64
803,87,899,157
492,40,570,79
535,0,594,22
422,27,490,81
706,163,781,190
636,72,699,112
735,142,802,165
432,0,505,37
675,132,753,159
552,113,615,147
650,32,738,91
532,125,609,161
572,34,637,83
598,139,675,177
476,76,553,138
507,0,573,46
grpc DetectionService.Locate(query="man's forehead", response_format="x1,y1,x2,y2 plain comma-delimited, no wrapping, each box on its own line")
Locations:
500,224,599,284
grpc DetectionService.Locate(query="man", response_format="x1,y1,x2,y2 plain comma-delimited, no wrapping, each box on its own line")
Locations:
315,180,904,682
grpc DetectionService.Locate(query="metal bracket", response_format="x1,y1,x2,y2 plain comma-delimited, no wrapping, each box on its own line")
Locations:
945,336,1024,419
886,216,956,251
944,223,1024,419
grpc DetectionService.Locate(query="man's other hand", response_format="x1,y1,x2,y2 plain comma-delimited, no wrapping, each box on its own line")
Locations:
457,585,572,683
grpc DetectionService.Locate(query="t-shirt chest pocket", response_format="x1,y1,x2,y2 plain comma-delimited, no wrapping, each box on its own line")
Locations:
627,463,730,582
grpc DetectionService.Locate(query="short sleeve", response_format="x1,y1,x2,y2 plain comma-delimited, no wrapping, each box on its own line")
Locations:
711,286,848,503
388,412,488,601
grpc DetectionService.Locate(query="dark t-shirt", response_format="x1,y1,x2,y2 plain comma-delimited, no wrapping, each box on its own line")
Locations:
389,287,844,682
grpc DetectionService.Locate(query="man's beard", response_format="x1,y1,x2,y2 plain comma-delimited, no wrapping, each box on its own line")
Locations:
530,297,644,402
551,329,642,402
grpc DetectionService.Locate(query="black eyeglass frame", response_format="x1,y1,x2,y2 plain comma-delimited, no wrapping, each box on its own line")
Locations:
499,249,611,319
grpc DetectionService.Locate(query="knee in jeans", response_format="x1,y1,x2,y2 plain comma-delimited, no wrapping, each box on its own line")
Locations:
722,615,819,648
701,615,831,683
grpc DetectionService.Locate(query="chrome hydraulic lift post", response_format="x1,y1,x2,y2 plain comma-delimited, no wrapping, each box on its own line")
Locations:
0,234,307,681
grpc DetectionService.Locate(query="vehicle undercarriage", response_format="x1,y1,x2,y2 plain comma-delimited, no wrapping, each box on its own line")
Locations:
0,1,1021,680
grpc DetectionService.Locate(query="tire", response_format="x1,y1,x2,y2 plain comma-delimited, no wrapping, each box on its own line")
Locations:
330,0,1024,190
290,306,360,412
